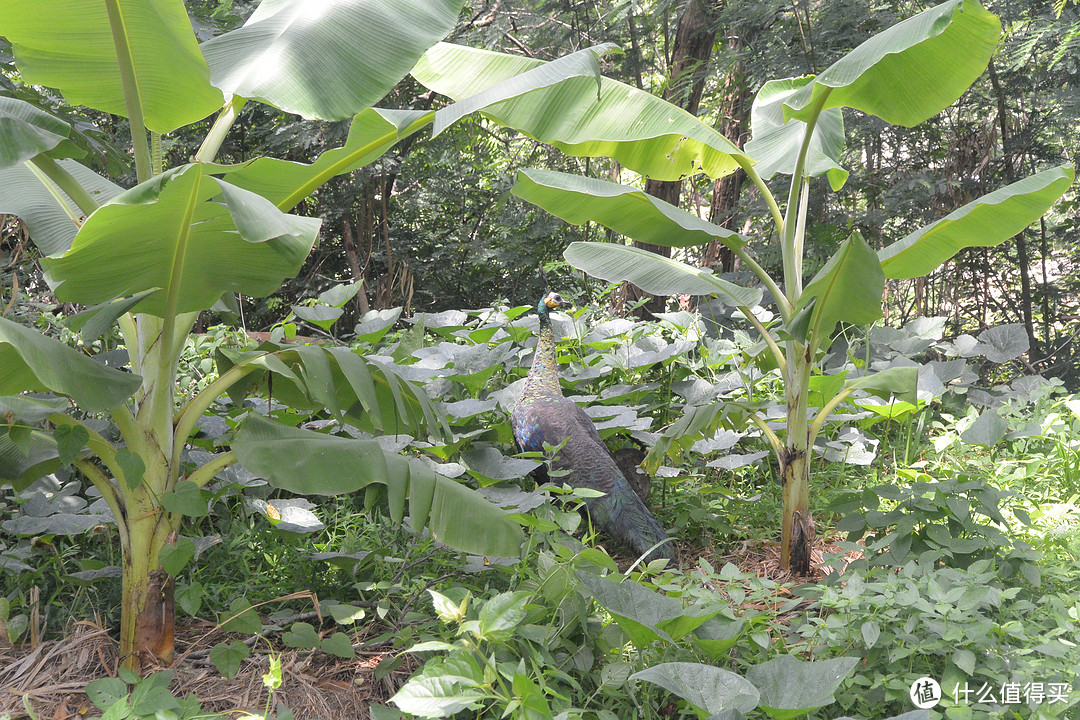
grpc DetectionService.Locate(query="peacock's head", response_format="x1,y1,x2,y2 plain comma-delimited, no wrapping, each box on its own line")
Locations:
537,290,566,319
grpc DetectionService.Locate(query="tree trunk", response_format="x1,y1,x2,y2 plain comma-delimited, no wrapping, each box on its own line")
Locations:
705,29,748,273
779,347,813,575
118,458,179,670
987,59,1039,356
342,218,370,316
630,0,722,317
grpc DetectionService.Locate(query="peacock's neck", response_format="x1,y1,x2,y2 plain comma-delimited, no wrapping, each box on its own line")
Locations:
524,318,562,397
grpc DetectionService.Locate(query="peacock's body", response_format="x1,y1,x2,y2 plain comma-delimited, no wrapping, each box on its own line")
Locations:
511,291,675,562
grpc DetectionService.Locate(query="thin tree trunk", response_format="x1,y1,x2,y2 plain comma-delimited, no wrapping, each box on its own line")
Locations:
342,218,370,316
705,29,748,273
987,59,1039,355
630,0,722,317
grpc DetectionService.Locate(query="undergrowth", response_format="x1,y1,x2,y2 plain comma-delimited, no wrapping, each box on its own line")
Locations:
3,300,1080,720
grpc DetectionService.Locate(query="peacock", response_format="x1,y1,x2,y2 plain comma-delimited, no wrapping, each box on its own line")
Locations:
511,290,675,563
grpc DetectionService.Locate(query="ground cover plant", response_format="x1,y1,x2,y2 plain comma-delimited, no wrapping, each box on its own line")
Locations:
4,295,1079,719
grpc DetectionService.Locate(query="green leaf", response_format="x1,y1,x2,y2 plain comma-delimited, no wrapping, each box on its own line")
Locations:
53,423,89,467
960,409,1007,446
85,677,129,711
692,616,746,659
413,42,748,181
160,480,208,516
746,655,859,720
794,232,883,341
477,591,530,637
177,581,204,617
220,598,261,634
282,621,321,649
0,97,73,168
432,44,610,137
158,537,196,576
429,589,467,623
844,366,919,405
318,282,364,309
0,427,59,491
511,671,552,720
209,640,249,679
0,0,223,133
63,289,161,342
784,0,1001,128
564,242,762,307
952,648,976,675
325,601,366,625
0,395,70,424
880,165,1074,278
744,77,848,191
574,571,720,647
630,662,759,716
974,323,1028,363
513,168,746,250
321,632,355,659
390,673,486,719
0,159,123,256
114,448,146,490
233,415,523,556
0,315,140,411
202,0,462,120
216,108,432,212
861,620,881,649
42,164,320,315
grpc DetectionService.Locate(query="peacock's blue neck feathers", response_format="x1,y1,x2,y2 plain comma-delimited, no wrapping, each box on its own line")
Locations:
522,304,562,399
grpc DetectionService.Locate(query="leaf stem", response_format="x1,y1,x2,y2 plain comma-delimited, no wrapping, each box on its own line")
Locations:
74,457,127,536
27,155,100,217
173,361,259,468
734,156,784,235
737,304,786,373
746,410,783,459
196,96,247,164
781,88,831,302
187,450,237,489
808,385,859,447
103,0,152,182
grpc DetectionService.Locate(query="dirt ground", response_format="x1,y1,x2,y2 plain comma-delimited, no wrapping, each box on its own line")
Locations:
0,537,859,720
0,619,415,720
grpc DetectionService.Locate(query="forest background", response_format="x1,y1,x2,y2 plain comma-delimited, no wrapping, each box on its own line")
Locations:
5,0,1078,380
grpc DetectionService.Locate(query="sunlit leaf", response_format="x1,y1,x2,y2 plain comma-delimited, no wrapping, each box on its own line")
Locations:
0,315,140,411
43,164,320,315
414,42,747,181
513,168,746,249
879,166,1073,278
0,0,222,132
744,77,847,190
202,0,462,120
631,662,759,716
233,416,523,556
564,242,762,307
784,0,1001,127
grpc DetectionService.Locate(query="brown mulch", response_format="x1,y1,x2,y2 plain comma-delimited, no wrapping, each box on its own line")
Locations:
720,536,864,583
0,619,415,720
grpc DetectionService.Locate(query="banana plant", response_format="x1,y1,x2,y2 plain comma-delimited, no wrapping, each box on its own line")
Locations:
411,0,1074,573
0,0,618,670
